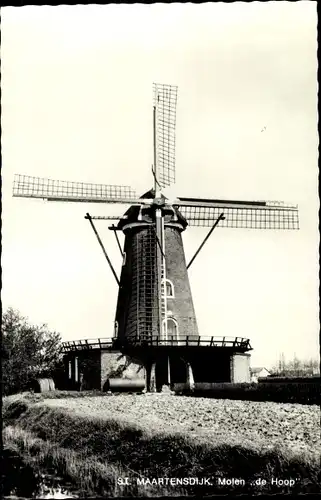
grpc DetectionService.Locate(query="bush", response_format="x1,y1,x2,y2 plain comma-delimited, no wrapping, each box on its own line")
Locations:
2,308,63,395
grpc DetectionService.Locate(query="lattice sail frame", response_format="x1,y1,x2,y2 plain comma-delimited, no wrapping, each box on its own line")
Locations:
153,83,178,189
176,202,299,230
13,174,138,203
125,225,161,342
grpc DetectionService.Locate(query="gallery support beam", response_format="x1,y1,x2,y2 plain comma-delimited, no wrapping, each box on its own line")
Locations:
187,213,225,270
85,213,120,286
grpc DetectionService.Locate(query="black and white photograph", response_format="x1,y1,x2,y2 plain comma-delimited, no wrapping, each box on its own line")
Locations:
1,2,319,498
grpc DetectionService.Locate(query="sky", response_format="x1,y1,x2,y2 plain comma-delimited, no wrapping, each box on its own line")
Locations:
1,2,319,369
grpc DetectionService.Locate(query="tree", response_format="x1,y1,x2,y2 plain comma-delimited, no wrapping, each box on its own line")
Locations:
2,307,63,395
271,352,320,377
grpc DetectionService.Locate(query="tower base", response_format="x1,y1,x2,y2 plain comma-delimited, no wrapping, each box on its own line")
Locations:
62,340,252,392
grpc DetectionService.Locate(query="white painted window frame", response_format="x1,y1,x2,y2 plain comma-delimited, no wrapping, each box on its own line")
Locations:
164,279,175,298
163,317,178,340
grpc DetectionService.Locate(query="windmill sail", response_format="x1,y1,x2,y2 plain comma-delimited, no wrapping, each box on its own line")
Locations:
153,83,178,189
175,198,299,230
12,174,143,205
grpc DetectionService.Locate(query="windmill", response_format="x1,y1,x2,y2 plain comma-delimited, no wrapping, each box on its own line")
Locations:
13,83,299,391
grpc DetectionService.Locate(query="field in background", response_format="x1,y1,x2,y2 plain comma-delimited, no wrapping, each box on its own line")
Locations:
2,392,320,497
175,377,321,405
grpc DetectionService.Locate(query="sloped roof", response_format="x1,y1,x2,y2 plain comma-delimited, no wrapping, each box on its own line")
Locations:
250,367,270,374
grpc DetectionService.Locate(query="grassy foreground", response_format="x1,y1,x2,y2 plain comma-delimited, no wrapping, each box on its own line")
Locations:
2,392,320,497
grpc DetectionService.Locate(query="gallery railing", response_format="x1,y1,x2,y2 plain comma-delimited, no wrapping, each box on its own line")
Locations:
61,335,252,352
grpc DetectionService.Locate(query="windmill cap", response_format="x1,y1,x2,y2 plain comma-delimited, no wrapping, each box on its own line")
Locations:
139,188,167,201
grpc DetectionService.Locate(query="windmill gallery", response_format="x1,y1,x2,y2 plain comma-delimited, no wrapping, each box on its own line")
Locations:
13,84,299,393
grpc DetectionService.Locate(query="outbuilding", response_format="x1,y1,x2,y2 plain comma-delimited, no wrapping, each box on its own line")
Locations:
250,367,271,383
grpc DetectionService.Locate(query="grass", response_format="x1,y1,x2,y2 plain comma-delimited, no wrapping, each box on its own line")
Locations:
2,393,320,496
3,390,108,402
3,426,167,497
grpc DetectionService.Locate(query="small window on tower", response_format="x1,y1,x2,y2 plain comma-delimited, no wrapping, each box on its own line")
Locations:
114,321,119,337
165,279,174,298
68,361,72,379
122,252,126,266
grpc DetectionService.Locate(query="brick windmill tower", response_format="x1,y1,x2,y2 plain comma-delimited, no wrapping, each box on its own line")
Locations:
13,83,299,392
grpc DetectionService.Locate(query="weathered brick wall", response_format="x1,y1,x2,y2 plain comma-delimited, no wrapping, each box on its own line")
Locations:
100,350,146,390
115,217,200,344
114,228,138,343
164,226,199,340
230,353,251,383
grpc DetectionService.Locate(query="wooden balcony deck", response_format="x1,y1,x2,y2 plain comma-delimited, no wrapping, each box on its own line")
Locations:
61,335,252,352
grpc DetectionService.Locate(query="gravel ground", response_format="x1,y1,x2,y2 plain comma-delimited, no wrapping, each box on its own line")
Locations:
43,395,320,460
